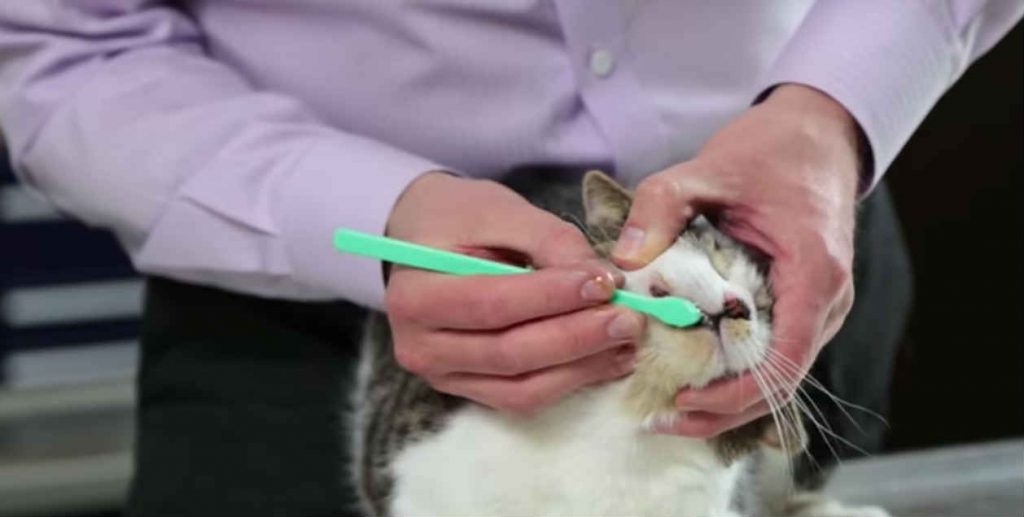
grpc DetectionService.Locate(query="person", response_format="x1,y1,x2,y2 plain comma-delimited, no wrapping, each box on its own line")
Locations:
0,2,1019,515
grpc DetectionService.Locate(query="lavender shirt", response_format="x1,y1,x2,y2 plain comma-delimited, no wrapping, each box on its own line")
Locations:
0,1,1019,308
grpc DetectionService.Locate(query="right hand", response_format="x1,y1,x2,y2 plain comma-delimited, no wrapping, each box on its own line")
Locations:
384,172,645,413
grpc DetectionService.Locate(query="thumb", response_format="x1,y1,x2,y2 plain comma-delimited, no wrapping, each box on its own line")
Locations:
612,166,713,270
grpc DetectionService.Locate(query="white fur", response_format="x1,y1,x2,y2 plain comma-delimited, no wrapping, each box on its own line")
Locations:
622,233,770,380
390,381,745,517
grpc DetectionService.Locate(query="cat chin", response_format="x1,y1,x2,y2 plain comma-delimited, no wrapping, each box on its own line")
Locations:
631,367,747,433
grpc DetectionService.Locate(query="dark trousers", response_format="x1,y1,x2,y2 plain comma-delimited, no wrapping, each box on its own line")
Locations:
127,281,367,516
126,184,910,516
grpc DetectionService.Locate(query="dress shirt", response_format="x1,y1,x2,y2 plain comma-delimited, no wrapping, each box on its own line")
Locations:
0,1,1019,308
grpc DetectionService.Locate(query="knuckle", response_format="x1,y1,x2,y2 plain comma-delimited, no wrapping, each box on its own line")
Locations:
559,325,593,358
488,335,525,374
827,258,852,288
538,221,586,257
468,292,511,328
394,344,432,374
840,286,855,313
384,284,419,321
809,234,852,290
424,375,456,396
477,179,515,199
500,386,551,414
635,176,679,205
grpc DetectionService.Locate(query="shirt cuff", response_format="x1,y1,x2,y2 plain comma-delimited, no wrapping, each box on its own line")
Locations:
279,137,443,309
757,1,959,193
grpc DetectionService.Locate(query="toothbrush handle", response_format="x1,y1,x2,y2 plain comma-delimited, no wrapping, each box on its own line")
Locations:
333,229,529,276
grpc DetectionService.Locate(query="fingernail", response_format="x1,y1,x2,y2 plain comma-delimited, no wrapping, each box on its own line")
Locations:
598,261,626,286
613,226,646,260
607,311,643,340
580,272,616,301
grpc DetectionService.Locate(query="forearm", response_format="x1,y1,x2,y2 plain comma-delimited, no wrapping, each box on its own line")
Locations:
0,1,440,308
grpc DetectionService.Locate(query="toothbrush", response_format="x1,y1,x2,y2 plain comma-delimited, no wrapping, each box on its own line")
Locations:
333,228,702,328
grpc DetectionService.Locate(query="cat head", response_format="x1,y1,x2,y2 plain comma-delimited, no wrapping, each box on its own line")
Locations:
581,171,775,431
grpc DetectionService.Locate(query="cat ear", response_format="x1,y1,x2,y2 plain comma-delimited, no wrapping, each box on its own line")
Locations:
582,170,632,241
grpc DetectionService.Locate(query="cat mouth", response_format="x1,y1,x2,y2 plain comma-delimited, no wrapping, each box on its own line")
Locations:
697,297,752,329
691,317,762,379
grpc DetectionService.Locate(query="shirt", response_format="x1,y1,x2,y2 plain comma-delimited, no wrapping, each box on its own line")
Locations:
0,0,1020,309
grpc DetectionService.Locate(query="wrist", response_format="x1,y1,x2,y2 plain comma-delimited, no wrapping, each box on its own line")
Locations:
765,83,866,197
386,170,458,238
766,84,857,135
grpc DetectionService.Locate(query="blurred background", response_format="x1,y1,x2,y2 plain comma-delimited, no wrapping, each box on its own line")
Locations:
0,21,1021,517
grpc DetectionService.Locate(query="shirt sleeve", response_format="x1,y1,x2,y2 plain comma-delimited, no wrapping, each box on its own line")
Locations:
0,1,443,308
759,0,1024,192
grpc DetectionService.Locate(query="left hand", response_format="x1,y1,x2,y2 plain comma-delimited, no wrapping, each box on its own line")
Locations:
612,83,862,437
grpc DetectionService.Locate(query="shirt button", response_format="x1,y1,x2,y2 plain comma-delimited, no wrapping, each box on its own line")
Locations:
589,48,615,78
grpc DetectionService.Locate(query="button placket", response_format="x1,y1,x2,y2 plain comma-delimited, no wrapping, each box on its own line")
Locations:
554,0,673,178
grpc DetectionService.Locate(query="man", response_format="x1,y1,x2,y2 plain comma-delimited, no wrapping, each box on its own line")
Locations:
1,2,1019,515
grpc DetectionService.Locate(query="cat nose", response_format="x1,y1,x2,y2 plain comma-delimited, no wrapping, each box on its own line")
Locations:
699,297,751,329
722,296,751,320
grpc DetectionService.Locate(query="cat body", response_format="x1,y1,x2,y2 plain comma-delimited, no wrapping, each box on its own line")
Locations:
388,373,745,516
350,171,886,517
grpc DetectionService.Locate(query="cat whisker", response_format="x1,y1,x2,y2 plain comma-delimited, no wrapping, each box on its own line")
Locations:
747,349,853,466
758,355,873,461
759,344,886,428
736,344,798,475
756,358,846,465
761,348,889,430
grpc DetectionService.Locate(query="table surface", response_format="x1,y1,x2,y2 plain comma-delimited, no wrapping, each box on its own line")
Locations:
827,438,1024,517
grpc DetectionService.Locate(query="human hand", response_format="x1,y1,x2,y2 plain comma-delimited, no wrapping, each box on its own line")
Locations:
612,84,862,437
385,172,645,413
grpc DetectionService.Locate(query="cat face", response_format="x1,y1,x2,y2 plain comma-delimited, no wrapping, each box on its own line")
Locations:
623,220,773,386
582,171,773,424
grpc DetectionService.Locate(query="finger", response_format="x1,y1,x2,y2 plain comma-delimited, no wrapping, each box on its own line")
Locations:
674,371,767,414
433,345,637,414
766,269,831,373
821,281,855,343
463,192,598,268
611,164,719,269
387,262,622,330
655,400,772,438
417,307,645,376
767,223,854,355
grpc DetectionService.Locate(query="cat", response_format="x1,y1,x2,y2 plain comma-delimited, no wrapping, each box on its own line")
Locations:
349,170,888,517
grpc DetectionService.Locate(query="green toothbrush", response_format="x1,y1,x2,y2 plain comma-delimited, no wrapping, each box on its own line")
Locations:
333,228,702,328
